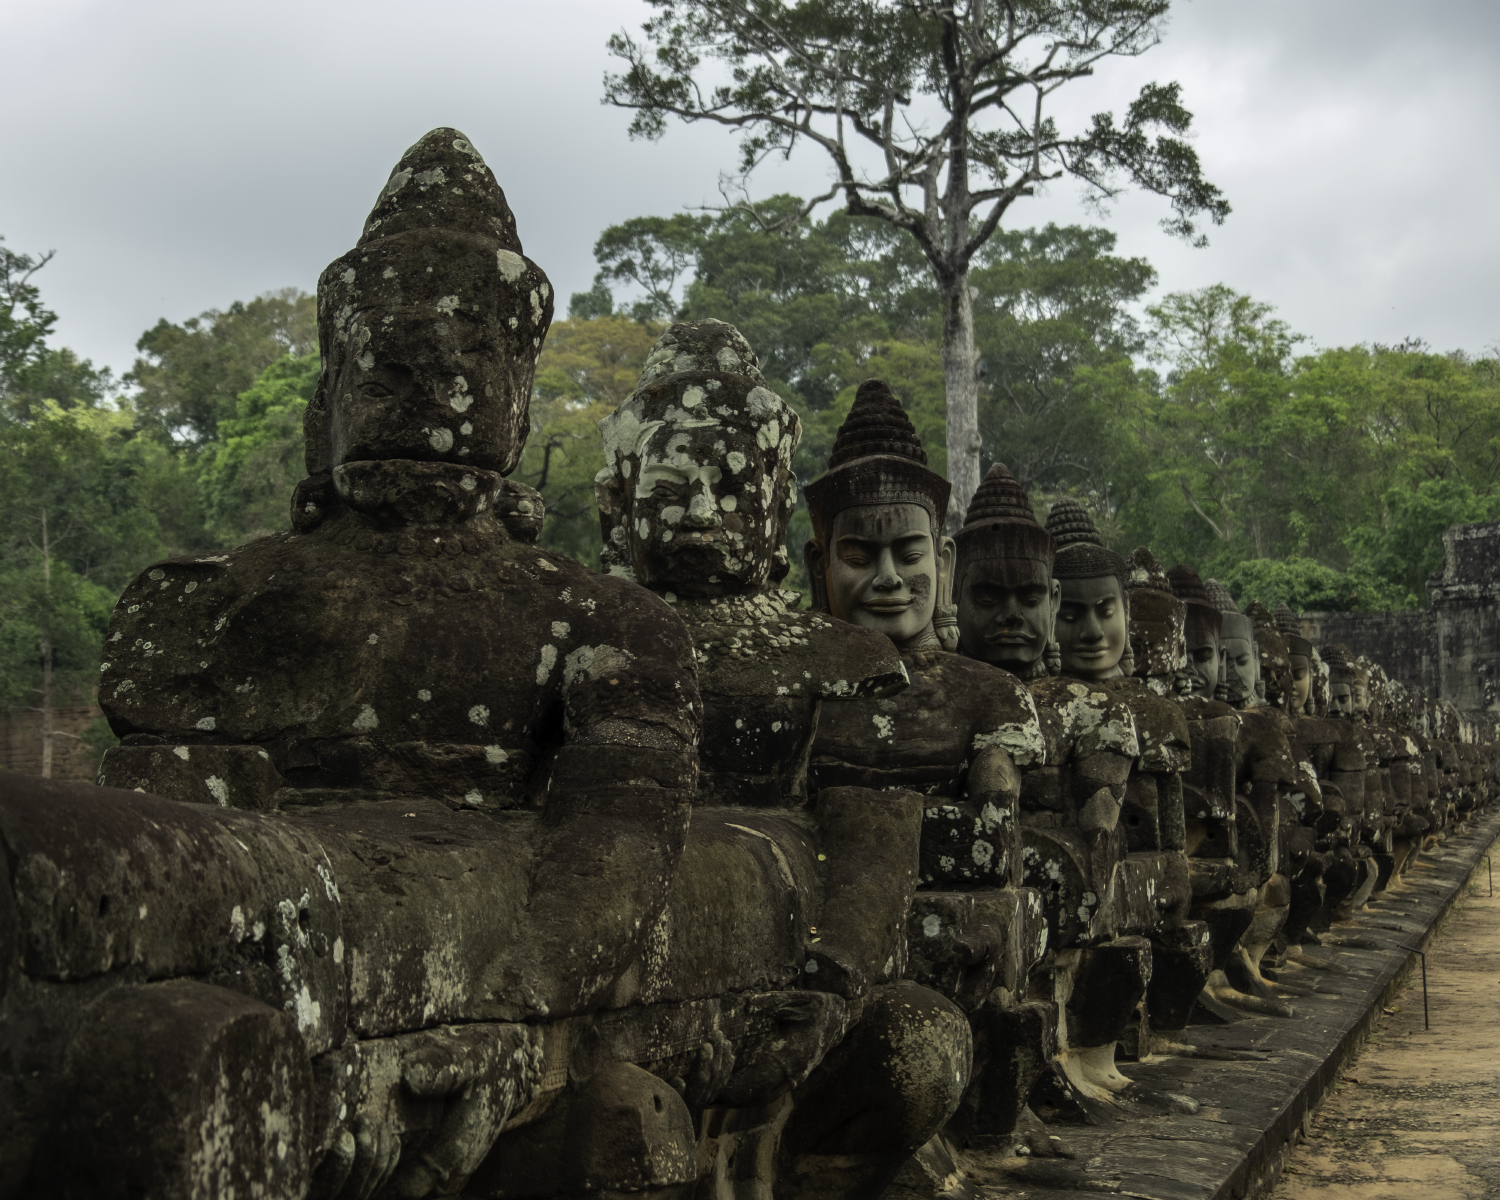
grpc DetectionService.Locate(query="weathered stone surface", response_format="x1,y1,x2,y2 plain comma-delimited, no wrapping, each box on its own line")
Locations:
39,980,312,1200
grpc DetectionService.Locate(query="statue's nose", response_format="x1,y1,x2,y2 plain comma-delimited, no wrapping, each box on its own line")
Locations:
682,489,720,527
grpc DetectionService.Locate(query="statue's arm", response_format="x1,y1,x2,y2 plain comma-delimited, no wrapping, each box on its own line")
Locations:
489,600,702,1021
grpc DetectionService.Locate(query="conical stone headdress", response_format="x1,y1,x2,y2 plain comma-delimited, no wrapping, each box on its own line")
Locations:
1046,498,1127,586
1274,602,1312,658
1168,563,1223,642
804,380,950,539
305,127,553,477
954,462,1054,571
1206,578,1254,643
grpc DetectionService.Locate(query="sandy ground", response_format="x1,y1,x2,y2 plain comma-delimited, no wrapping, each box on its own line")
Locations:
1273,837,1500,1200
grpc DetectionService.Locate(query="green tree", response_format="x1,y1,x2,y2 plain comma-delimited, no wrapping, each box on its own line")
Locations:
1,238,58,409
0,406,189,774
128,288,316,446
8,346,118,418
605,0,1228,519
972,224,1155,496
1216,557,1397,615
197,353,320,545
1347,478,1500,606
519,316,665,564
591,214,714,321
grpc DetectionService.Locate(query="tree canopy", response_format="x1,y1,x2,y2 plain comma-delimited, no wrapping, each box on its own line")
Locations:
604,0,1227,516
2,205,1497,766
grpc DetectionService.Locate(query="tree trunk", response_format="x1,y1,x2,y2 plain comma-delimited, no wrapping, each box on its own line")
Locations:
941,272,981,529
39,629,53,780
38,508,53,780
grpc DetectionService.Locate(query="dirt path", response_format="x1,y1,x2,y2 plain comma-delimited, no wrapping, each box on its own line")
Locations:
1272,837,1500,1200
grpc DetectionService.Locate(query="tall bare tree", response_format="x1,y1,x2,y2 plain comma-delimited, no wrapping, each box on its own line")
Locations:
605,0,1229,515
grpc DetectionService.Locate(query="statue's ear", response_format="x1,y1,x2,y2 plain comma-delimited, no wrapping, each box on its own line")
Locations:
804,539,829,612
936,536,957,611
935,536,959,651
1048,578,1062,640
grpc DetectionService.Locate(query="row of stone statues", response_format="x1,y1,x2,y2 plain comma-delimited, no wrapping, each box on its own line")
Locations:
0,128,1494,1200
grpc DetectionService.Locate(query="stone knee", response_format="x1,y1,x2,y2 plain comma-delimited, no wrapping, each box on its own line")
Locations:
472,1061,697,1199
777,981,971,1199
36,980,312,1200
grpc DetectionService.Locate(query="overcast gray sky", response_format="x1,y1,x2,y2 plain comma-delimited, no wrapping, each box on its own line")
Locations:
3,1,1497,379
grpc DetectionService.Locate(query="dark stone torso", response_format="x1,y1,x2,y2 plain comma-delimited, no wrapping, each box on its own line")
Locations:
101,509,698,806
810,650,1042,797
675,592,906,807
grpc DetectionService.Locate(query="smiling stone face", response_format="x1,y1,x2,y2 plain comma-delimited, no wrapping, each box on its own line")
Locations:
597,320,799,596
825,502,939,644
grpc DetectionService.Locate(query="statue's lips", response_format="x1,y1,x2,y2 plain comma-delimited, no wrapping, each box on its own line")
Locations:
985,632,1035,645
861,598,913,613
661,530,727,553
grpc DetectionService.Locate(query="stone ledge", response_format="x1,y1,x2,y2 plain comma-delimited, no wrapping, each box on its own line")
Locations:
968,807,1500,1199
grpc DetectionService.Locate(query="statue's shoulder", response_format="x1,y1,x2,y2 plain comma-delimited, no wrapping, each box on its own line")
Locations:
1028,676,1139,760
679,596,906,700
1176,695,1239,723
1102,677,1190,766
107,536,295,635
911,652,1044,765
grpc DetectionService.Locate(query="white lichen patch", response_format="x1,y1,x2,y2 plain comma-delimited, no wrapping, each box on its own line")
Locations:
536,644,557,685
195,716,216,731
426,427,454,453
468,704,490,726
562,644,635,691
352,705,379,733
205,776,230,806
496,249,527,281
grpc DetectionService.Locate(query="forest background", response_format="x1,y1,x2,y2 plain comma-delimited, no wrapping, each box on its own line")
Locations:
3,199,1499,763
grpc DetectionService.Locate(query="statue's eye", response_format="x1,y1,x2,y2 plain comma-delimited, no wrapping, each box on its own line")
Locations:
652,482,684,500
359,381,393,400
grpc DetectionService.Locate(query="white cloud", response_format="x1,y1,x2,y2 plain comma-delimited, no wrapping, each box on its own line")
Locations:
2,0,1496,374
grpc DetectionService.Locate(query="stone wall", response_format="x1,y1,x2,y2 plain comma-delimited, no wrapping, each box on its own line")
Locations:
1297,520,1500,711
0,687,104,782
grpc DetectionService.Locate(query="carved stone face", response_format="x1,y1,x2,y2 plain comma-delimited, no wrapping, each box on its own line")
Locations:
956,557,1058,673
1221,635,1257,706
1055,575,1127,680
1289,654,1312,713
1329,682,1354,718
625,420,779,595
825,503,939,644
314,230,552,477
1352,678,1371,717
1126,591,1186,682
598,324,797,596
1185,630,1222,699
328,306,512,470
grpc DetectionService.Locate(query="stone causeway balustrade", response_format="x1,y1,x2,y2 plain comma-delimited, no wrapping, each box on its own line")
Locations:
0,129,1495,1200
